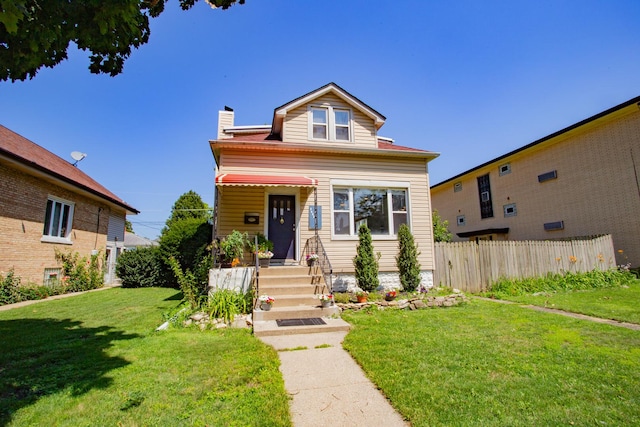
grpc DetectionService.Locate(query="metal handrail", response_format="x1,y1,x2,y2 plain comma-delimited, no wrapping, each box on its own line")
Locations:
301,235,334,293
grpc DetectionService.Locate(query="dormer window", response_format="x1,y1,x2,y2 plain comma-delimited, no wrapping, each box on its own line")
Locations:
312,108,328,139
309,106,351,142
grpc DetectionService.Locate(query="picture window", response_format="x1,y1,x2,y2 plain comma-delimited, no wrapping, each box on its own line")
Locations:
332,186,408,236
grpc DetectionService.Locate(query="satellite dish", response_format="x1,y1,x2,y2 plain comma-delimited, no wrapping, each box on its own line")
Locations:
70,151,87,166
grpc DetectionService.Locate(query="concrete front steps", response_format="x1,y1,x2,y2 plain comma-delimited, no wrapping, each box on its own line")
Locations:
253,265,350,337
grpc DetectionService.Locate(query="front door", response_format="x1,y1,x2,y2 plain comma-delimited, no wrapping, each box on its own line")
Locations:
268,195,296,260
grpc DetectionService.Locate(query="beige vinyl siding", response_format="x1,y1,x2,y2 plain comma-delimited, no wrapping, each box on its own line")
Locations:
217,150,434,272
282,93,377,147
431,107,640,267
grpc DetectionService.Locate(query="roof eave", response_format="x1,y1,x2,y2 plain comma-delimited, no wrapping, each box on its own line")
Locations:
0,150,139,215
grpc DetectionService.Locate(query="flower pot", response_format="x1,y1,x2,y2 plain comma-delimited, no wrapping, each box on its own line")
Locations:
307,259,317,267
356,295,368,303
260,303,272,311
321,300,333,308
259,258,270,268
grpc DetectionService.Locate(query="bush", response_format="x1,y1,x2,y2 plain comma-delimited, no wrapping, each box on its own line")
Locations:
158,218,212,287
353,224,379,292
0,270,22,305
55,249,103,292
116,247,162,288
396,224,422,292
207,289,253,324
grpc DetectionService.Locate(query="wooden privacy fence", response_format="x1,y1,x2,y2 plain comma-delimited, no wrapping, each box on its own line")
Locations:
433,235,616,293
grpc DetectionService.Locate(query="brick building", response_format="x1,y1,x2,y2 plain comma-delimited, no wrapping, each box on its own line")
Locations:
431,96,640,268
0,125,138,285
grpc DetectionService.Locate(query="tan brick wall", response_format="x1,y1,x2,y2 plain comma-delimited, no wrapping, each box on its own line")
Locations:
0,164,111,285
431,108,640,267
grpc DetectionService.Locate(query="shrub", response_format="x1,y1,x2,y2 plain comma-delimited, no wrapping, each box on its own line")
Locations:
207,289,253,324
55,249,104,292
158,218,212,287
0,270,22,305
353,224,379,292
167,256,205,310
116,247,162,288
396,224,422,292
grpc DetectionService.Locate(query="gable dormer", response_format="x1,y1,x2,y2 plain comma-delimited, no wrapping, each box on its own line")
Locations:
271,83,386,148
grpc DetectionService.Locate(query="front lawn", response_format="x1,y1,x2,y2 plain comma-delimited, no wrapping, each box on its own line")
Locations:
342,299,640,426
0,287,290,427
493,282,640,324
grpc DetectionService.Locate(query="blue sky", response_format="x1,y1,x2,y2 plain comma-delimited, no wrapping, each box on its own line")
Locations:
2,0,639,239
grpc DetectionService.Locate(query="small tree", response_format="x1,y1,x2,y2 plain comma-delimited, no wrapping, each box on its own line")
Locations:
396,224,422,292
433,210,452,242
116,247,162,288
353,224,379,292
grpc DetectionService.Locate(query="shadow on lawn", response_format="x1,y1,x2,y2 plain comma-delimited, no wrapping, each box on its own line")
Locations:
0,318,139,426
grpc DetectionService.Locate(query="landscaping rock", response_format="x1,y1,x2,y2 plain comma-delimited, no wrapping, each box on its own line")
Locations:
336,293,468,312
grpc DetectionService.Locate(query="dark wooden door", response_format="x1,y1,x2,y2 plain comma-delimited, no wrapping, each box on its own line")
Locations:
268,195,296,260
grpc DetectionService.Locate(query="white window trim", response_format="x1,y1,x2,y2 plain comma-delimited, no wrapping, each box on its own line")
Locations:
41,195,74,244
330,180,411,240
308,105,353,142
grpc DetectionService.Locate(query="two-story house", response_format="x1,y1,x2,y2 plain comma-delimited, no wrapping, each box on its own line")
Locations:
210,83,439,290
0,125,139,286
431,96,640,268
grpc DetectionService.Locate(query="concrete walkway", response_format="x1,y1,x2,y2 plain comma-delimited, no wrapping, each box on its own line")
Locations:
259,331,408,427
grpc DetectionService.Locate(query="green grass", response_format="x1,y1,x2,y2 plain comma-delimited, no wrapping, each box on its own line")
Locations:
0,287,290,427
496,282,640,324
342,299,640,426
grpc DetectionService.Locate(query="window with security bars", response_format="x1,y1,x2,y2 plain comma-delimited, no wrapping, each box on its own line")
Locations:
477,174,493,219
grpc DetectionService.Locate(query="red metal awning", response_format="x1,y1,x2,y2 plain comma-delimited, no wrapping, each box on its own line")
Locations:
215,173,318,187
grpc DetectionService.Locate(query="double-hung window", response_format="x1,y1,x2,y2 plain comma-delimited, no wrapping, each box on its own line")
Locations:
310,106,351,142
332,185,409,237
42,196,74,243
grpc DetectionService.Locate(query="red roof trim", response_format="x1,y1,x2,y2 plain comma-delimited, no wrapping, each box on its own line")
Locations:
216,174,318,187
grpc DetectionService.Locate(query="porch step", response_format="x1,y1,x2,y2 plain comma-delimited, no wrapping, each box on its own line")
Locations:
267,294,324,307
253,305,340,321
253,317,350,337
259,274,323,286
259,283,327,296
259,265,312,276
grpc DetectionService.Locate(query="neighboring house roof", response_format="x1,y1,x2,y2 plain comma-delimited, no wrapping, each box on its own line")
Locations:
431,95,640,189
0,125,139,214
124,231,158,248
271,82,387,137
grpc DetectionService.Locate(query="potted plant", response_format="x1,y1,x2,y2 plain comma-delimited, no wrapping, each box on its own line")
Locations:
306,253,319,266
219,230,248,267
355,291,368,303
258,294,275,311
250,233,274,268
385,289,398,301
318,293,334,308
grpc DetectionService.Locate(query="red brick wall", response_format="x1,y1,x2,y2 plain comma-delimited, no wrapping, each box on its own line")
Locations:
0,163,111,285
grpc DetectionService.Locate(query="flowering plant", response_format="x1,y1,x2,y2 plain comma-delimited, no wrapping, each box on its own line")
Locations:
258,294,275,305
385,289,397,299
318,294,334,302
306,253,319,261
257,250,274,259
